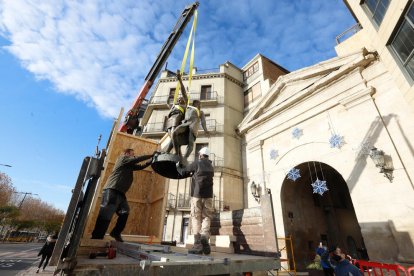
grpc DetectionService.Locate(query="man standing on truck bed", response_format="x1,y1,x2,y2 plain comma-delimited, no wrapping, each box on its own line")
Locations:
91,148,154,242
177,147,214,254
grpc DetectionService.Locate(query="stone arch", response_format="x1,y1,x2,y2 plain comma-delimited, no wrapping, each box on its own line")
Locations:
280,161,367,270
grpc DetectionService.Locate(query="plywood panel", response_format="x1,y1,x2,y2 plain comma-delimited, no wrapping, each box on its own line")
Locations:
83,131,167,242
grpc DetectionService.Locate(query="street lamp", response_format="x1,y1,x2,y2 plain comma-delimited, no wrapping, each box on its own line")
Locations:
369,147,394,182
0,164,12,167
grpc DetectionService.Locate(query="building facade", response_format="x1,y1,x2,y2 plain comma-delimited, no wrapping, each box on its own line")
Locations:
237,0,414,268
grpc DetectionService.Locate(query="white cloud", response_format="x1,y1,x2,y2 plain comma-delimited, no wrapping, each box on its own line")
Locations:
0,0,355,117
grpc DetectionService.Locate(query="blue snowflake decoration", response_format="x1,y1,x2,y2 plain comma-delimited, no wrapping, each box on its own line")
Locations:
269,149,279,160
292,127,303,139
287,168,301,181
329,134,345,149
311,178,329,195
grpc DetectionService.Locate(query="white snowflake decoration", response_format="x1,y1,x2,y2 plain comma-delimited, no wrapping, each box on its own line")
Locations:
269,149,279,160
329,134,345,149
292,127,303,139
311,178,329,195
287,168,301,181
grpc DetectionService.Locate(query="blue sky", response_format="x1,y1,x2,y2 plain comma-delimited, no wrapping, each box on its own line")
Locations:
0,0,355,211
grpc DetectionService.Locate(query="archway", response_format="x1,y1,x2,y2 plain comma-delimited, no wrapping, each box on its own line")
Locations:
280,161,367,270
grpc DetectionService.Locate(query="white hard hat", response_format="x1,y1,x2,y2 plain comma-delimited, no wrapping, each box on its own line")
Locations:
199,147,210,156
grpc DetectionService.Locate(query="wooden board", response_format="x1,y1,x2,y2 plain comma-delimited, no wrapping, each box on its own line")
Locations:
83,131,167,242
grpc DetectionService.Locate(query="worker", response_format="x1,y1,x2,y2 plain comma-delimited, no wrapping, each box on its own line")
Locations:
172,99,210,162
177,147,214,254
123,108,140,135
165,71,189,155
91,148,154,242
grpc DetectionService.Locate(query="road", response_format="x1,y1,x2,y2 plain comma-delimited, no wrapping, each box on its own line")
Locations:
0,243,42,276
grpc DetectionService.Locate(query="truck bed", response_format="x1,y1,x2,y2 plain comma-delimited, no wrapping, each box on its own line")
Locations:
73,242,280,275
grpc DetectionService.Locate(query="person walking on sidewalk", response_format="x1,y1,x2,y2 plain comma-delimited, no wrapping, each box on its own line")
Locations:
36,233,58,273
177,147,214,254
91,148,154,242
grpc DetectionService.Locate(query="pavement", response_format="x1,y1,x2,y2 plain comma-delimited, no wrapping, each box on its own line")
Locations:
16,265,57,276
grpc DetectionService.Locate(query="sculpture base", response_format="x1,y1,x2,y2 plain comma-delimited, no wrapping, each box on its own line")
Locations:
152,153,188,179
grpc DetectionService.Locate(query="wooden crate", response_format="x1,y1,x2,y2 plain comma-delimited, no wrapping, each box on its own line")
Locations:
83,131,166,243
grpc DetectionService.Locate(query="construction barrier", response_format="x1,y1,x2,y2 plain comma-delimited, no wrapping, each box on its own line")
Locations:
352,259,414,276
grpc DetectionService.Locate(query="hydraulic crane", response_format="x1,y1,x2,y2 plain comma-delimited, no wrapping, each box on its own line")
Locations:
120,1,199,133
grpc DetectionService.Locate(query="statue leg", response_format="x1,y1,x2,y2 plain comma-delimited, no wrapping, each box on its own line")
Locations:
165,128,174,153
172,126,187,158
184,131,196,158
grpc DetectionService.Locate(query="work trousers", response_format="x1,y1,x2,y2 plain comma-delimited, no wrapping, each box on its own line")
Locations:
190,197,213,238
91,189,130,239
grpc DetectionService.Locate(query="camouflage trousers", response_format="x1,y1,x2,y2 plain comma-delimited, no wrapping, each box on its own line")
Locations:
190,197,213,238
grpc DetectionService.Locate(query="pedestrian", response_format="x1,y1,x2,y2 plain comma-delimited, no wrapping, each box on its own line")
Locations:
36,233,58,273
91,148,154,242
172,99,210,162
177,147,214,254
330,246,362,276
165,71,188,156
316,242,334,276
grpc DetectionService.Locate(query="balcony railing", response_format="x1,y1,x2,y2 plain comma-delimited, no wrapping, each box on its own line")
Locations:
174,193,226,212
149,91,221,106
336,23,362,44
166,193,176,209
142,119,223,135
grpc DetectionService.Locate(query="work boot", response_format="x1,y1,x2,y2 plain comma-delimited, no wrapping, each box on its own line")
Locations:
188,234,203,254
110,231,124,242
200,235,211,255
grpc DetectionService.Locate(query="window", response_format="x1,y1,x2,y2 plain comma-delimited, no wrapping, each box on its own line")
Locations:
200,85,212,100
390,3,414,80
243,61,259,80
362,0,390,26
244,82,262,108
168,88,176,104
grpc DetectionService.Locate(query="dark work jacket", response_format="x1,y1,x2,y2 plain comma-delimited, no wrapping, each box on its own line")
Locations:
178,158,214,198
103,155,152,194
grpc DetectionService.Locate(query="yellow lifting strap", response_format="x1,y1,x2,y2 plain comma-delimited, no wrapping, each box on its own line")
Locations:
173,9,198,105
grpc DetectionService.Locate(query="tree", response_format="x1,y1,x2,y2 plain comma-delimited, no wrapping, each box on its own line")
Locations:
0,172,15,206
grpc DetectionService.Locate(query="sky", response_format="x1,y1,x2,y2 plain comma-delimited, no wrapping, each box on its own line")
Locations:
0,0,356,211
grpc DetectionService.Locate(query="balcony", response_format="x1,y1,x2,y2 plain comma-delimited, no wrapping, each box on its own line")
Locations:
148,91,221,108
336,23,362,44
174,193,226,212
166,193,176,210
142,119,223,138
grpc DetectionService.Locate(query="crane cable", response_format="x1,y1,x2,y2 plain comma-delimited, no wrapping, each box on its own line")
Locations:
173,9,198,105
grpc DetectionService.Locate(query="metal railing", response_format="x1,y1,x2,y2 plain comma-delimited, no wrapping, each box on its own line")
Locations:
149,91,221,105
142,119,223,134
174,193,226,212
177,193,191,209
336,23,362,44
166,193,176,209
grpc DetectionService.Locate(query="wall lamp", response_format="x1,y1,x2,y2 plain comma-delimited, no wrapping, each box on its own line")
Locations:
369,147,394,182
250,181,262,203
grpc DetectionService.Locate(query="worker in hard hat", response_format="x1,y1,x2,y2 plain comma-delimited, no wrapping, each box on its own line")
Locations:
165,71,188,155
172,99,210,162
176,147,214,255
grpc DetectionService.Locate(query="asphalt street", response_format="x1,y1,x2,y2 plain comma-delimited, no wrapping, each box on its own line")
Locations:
0,243,43,276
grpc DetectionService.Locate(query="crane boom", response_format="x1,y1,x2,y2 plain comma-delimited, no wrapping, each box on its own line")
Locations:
120,2,199,132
